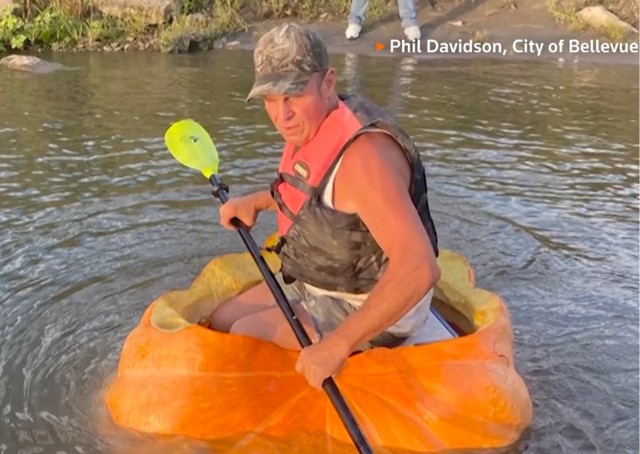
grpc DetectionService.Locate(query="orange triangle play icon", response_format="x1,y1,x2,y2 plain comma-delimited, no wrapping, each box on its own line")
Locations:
375,42,385,52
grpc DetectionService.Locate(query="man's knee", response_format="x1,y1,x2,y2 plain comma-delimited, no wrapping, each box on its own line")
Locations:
227,308,310,351
228,316,250,335
208,283,275,332
228,314,273,339
209,303,240,332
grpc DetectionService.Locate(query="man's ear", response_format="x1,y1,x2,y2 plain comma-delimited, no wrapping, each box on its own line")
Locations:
322,68,336,94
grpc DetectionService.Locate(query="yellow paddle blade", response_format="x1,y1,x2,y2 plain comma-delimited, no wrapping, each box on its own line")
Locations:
164,119,219,178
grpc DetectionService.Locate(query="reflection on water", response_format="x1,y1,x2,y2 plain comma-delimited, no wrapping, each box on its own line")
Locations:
0,49,638,453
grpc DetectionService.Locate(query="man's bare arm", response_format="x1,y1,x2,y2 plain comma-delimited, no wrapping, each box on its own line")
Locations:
326,132,441,352
253,189,278,211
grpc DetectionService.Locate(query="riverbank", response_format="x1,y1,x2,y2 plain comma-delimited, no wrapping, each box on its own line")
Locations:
228,0,639,66
0,0,638,65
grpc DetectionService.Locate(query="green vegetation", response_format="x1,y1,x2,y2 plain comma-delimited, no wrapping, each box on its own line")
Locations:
0,0,395,52
1,0,154,51
0,0,636,53
547,0,588,31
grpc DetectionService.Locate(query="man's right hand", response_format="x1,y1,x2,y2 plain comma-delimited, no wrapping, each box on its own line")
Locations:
219,194,261,230
219,190,276,230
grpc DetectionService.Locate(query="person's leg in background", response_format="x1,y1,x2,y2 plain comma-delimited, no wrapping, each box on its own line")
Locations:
398,0,422,40
346,0,369,39
346,0,421,41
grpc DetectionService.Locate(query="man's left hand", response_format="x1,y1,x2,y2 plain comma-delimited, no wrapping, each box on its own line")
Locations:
295,336,351,389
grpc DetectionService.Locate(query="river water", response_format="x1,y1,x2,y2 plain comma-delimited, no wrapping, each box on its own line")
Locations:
0,49,638,453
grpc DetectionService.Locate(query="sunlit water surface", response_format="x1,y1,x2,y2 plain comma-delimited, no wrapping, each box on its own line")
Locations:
0,50,637,453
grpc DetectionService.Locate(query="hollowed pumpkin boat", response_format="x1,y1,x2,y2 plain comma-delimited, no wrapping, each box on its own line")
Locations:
105,234,532,453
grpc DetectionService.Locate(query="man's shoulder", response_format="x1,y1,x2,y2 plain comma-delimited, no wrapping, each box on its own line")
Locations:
340,131,407,178
339,92,407,133
340,92,387,115
338,92,419,163
348,129,402,154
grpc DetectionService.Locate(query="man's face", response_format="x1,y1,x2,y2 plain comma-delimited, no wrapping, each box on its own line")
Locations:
263,70,334,146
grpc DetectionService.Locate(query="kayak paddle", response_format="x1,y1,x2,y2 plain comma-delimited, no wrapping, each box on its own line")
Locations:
163,119,374,454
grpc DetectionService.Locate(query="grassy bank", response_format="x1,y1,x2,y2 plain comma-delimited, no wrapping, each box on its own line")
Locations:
0,0,637,53
547,0,638,40
0,0,395,52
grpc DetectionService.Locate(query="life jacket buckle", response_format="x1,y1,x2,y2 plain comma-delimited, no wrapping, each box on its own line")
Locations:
264,237,284,254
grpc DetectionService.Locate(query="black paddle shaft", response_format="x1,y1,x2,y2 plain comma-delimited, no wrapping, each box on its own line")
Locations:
209,174,374,454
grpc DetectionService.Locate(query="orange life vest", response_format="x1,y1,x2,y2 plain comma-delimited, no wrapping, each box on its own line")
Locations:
273,100,363,236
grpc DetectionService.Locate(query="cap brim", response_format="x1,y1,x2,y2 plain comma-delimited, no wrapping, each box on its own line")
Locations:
245,71,313,102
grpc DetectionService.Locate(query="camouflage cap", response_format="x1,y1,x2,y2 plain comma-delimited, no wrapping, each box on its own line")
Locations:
246,23,329,102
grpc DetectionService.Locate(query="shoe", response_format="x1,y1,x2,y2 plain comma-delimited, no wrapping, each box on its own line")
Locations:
345,23,361,40
404,25,421,41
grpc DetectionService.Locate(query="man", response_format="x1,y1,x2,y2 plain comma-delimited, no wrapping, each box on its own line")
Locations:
209,23,440,390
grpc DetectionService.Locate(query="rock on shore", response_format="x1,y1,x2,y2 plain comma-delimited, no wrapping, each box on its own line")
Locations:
0,55,66,73
577,6,639,35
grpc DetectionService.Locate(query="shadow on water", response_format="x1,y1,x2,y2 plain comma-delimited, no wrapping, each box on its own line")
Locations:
0,49,637,453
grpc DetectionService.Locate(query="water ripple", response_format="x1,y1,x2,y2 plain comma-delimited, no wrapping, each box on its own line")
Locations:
0,52,637,453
